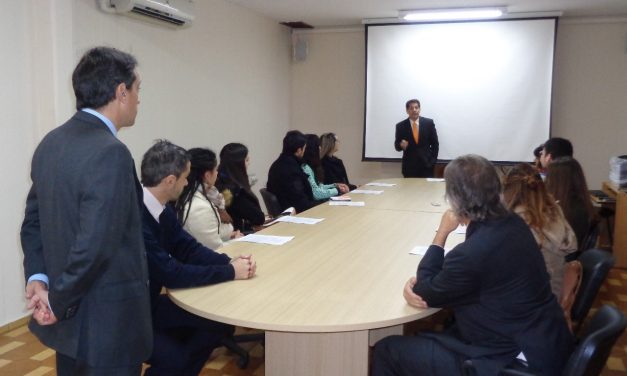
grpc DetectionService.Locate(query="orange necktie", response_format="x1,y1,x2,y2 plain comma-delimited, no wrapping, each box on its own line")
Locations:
412,121,419,144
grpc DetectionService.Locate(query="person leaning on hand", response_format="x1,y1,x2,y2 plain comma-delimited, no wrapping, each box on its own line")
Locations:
373,155,574,376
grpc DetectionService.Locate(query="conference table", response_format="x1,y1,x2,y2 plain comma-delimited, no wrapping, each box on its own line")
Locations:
168,178,464,375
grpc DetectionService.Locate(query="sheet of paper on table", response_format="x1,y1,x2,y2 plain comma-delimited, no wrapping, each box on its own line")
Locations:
234,234,294,245
329,201,365,207
350,189,384,195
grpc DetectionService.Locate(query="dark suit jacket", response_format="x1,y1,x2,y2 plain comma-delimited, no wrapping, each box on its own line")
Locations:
394,117,439,177
142,205,234,311
216,178,265,233
321,156,356,190
414,214,574,375
267,153,318,213
20,111,152,366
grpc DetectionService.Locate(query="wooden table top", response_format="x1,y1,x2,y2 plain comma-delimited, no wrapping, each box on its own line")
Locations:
168,178,463,333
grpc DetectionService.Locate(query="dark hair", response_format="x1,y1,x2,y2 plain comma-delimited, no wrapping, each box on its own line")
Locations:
282,130,307,154
319,133,337,158
217,143,256,200
502,163,561,236
405,99,421,109
545,157,595,226
72,47,138,111
543,138,573,159
533,144,544,159
443,155,508,222
141,139,190,187
175,148,218,225
303,134,324,183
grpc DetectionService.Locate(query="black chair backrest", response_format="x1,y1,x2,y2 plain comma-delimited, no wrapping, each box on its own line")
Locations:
563,304,626,376
260,188,283,218
571,249,615,331
579,220,600,253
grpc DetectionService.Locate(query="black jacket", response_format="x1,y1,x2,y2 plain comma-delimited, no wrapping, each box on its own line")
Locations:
142,205,234,312
321,156,356,190
267,153,318,213
415,214,574,375
394,117,439,177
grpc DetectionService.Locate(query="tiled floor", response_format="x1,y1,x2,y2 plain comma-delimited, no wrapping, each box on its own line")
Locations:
2,269,627,376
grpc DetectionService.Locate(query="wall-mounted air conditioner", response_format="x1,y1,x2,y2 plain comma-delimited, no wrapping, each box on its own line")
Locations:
100,0,194,27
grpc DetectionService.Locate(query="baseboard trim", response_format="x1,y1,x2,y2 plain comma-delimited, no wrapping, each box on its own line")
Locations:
0,316,30,335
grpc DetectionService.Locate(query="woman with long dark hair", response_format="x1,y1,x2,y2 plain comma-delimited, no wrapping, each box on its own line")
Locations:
320,132,356,190
216,143,265,233
302,134,348,201
545,157,596,247
175,148,239,249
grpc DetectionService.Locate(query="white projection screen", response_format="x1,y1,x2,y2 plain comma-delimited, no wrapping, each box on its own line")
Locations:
364,18,557,163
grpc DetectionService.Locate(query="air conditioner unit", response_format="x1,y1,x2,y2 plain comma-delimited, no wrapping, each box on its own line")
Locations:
100,0,194,27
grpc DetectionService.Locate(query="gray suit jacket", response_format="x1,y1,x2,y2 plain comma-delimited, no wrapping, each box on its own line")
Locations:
20,111,152,366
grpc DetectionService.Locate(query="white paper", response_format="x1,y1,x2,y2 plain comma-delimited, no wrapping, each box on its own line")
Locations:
366,182,396,187
329,195,351,201
234,234,294,245
329,201,365,207
274,216,324,225
350,189,384,195
426,178,445,182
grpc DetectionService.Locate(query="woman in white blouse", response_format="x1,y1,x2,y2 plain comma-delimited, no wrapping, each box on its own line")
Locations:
175,148,240,249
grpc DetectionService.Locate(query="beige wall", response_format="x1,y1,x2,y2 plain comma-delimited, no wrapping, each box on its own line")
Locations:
291,30,402,186
1,0,290,326
291,20,627,188
552,19,627,188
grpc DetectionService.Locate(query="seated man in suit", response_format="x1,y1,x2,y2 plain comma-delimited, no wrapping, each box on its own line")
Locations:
140,140,257,376
267,130,319,213
373,155,574,376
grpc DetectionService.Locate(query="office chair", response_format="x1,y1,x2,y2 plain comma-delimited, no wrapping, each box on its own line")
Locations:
260,188,283,218
220,331,265,369
571,248,615,334
579,220,600,254
492,305,626,376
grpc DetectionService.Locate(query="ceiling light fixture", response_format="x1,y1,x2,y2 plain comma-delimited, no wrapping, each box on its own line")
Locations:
400,7,506,22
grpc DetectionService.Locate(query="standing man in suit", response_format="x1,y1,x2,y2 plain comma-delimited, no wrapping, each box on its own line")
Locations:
394,99,439,177
140,140,256,375
20,47,152,375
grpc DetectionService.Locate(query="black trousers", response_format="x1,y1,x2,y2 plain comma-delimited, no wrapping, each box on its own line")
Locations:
144,295,234,376
403,166,435,178
56,352,141,376
372,334,463,376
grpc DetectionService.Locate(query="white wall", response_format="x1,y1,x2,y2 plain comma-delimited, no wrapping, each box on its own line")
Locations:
291,30,402,185
0,1,36,328
1,0,290,326
290,20,627,189
552,19,627,187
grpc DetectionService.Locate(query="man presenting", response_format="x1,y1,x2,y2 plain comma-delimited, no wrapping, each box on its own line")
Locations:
394,99,439,177
20,47,152,375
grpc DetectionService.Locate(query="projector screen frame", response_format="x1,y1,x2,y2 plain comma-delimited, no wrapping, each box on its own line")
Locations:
361,16,559,165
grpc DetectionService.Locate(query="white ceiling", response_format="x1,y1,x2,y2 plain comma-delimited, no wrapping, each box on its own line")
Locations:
226,0,627,27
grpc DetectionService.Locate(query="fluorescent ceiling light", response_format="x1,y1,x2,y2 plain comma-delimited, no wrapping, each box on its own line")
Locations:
400,7,506,21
